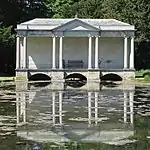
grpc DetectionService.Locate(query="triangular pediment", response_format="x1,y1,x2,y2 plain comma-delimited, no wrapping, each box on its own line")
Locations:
52,19,99,31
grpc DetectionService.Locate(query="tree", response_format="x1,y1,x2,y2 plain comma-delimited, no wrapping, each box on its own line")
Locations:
45,0,79,18
101,0,150,41
24,0,48,20
63,0,103,18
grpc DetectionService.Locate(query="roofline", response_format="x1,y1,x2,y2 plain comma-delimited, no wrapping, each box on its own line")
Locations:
51,18,100,31
15,28,136,32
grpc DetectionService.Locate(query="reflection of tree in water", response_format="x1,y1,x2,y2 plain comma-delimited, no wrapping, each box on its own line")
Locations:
28,81,51,88
101,81,119,88
129,86,150,149
25,140,148,150
65,81,87,88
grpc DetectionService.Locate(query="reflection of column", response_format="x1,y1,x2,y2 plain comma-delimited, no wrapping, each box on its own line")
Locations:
95,92,98,125
88,92,92,125
21,93,26,123
129,91,134,124
28,92,36,104
59,91,63,125
17,92,26,124
124,91,128,123
52,92,56,124
16,93,20,124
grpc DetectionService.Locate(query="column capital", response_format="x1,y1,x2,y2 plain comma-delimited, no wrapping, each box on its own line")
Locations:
59,36,64,38
52,34,56,38
123,35,128,38
16,35,24,38
88,34,93,37
16,35,20,38
95,36,100,38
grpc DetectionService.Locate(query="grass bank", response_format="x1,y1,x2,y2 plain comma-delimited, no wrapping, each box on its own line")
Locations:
0,77,15,82
135,70,150,82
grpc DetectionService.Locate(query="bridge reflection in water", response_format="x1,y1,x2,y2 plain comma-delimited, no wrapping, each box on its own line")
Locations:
16,82,135,145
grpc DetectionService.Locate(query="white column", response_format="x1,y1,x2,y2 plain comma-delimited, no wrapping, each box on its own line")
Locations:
130,37,134,69
16,36,20,69
124,91,128,123
52,92,55,124
23,36,27,68
124,37,128,69
95,37,99,69
52,36,56,69
59,91,63,125
20,38,24,68
88,92,92,125
59,36,63,69
129,91,134,124
88,36,92,69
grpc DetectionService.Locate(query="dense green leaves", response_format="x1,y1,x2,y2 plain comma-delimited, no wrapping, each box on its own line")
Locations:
0,0,150,73
0,25,14,46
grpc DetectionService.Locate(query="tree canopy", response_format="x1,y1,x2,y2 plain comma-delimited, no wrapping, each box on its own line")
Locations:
0,0,150,74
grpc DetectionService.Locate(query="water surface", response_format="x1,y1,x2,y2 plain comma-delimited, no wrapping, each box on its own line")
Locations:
0,82,150,150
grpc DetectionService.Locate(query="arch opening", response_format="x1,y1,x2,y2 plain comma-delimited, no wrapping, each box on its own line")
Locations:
65,73,87,88
29,73,51,81
65,73,87,81
101,73,122,81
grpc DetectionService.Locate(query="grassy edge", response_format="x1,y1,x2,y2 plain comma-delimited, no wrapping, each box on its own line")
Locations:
0,77,15,82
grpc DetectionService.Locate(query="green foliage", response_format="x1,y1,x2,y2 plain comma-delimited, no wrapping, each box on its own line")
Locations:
101,0,150,42
0,0,150,74
63,0,103,18
0,25,14,47
45,0,78,18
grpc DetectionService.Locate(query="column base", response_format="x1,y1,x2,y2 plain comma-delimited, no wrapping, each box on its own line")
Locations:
87,71,101,82
123,68,129,71
129,67,135,71
15,70,28,81
123,71,135,80
51,71,64,82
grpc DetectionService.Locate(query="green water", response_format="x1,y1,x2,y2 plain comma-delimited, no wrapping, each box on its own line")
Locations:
0,82,150,150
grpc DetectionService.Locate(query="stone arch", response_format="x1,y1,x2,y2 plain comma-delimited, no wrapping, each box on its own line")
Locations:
65,73,87,81
28,73,51,81
101,73,122,81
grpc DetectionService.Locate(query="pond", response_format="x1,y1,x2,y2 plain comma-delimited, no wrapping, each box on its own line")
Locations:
0,81,150,150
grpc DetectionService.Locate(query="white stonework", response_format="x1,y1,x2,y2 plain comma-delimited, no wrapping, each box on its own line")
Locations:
51,72,64,82
16,18,135,81
16,70,28,81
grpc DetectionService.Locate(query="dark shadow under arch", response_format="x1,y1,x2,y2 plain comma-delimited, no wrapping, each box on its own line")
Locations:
28,73,51,81
65,81,87,88
101,73,122,81
28,82,51,88
65,73,87,81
